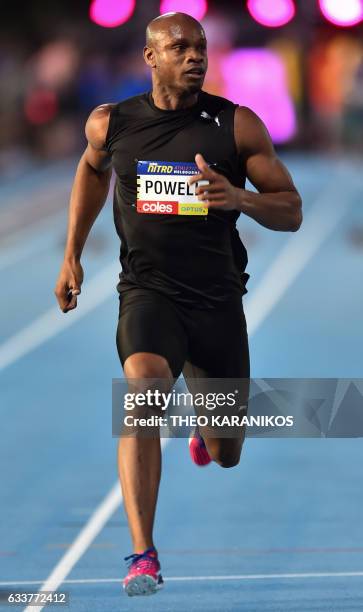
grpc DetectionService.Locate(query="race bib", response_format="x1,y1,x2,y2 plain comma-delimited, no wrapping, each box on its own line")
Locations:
136,161,208,216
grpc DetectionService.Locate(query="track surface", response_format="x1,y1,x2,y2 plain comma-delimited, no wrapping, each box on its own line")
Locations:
0,154,362,611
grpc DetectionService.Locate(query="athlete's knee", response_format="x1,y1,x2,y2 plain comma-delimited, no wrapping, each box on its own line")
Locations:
216,453,241,469
124,352,172,380
206,439,243,468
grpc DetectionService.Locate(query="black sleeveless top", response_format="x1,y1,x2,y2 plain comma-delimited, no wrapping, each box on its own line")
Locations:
105,90,249,310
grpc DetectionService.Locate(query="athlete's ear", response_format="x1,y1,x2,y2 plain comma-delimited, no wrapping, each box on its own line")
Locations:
143,46,156,69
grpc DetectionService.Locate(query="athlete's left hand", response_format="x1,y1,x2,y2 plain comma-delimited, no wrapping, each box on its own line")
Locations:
189,153,240,211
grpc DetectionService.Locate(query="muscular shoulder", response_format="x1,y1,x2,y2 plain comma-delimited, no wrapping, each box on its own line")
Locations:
85,104,116,151
234,106,274,157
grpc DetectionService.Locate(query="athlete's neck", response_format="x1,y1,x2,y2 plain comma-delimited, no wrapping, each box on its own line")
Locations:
151,86,199,111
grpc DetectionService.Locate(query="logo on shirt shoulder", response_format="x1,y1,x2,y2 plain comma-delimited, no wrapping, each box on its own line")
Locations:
200,111,221,127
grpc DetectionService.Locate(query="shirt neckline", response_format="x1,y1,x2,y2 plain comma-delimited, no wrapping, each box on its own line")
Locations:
147,91,202,114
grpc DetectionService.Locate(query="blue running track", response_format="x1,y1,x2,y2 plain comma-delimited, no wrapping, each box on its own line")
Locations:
0,154,362,611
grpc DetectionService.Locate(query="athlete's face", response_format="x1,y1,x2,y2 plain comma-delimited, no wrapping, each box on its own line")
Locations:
145,21,208,93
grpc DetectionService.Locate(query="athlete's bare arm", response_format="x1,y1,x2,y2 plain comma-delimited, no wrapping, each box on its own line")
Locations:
54,104,113,312
233,106,302,230
189,106,302,232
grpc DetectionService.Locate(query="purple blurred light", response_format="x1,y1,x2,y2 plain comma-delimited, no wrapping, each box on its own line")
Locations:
247,0,295,27
318,0,363,26
221,49,296,144
89,0,135,28
159,0,208,21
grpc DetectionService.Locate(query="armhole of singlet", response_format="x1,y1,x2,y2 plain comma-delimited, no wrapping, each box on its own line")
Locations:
230,103,246,184
230,103,239,158
104,103,119,154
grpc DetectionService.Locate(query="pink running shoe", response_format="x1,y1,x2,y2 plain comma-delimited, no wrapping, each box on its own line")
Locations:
189,427,212,466
123,547,163,596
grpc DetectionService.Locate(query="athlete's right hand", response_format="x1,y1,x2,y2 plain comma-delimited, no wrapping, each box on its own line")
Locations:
54,259,84,313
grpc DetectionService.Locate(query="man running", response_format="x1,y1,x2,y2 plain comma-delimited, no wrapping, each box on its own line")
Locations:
54,12,302,597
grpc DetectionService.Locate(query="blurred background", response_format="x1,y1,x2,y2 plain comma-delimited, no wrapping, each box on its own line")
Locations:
1,0,363,176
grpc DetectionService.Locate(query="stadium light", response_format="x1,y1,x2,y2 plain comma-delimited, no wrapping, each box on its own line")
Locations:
318,0,363,27
89,0,136,28
221,49,296,143
159,0,208,21
247,0,295,28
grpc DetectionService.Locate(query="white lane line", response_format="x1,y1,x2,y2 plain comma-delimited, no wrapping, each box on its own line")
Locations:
165,571,363,581
244,173,359,335
0,260,120,371
23,438,169,612
22,481,121,611
0,174,114,271
0,195,113,272
3,571,363,588
0,210,66,273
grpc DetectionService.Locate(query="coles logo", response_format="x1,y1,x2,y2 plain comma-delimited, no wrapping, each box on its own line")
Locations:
137,200,178,214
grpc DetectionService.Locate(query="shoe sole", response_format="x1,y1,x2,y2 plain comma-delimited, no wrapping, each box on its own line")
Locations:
124,574,163,597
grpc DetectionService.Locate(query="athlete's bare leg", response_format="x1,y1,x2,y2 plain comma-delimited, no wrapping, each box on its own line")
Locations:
183,362,250,469
118,352,173,553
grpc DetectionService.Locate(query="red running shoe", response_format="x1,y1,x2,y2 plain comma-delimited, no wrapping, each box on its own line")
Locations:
189,427,212,466
123,547,163,596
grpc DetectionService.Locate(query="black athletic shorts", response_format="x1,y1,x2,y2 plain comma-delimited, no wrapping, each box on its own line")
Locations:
116,287,250,379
